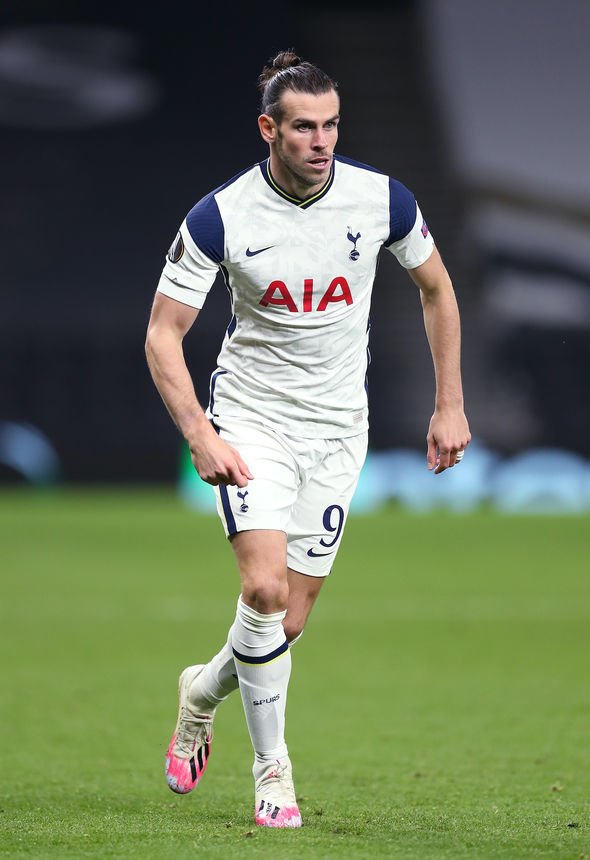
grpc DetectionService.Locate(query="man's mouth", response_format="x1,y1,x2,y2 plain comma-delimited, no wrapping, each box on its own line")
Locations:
307,156,331,170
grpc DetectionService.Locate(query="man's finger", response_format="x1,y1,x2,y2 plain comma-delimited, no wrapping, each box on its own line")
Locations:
227,445,254,481
227,462,249,489
426,438,437,471
235,452,254,481
435,446,451,474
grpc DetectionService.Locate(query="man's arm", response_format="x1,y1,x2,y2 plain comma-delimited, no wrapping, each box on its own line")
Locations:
145,292,253,487
408,247,471,474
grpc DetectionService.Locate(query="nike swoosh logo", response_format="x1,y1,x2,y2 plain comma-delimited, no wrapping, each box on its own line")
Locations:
306,548,335,558
246,246,274,257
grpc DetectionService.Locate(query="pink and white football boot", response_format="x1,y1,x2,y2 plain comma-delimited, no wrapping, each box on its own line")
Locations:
165,665,214,795
253,756,302,828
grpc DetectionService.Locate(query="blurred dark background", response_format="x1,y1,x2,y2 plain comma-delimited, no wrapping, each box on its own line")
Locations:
2,0,589,483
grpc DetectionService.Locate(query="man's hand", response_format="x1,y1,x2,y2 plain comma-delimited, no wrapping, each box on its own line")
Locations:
426,407,471,475
189,424,253,487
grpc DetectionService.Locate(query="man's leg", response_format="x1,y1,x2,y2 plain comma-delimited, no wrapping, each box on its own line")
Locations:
164,562,324,797
196,566,324,705
230,529,289,753
283,567,325,642
230,529,314,828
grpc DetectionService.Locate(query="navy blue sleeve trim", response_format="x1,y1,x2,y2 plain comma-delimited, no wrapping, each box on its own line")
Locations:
387,178,417,246
184,164,257,264
186,192,225,264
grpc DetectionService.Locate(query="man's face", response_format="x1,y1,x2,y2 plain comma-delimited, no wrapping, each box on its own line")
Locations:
273,89,340,190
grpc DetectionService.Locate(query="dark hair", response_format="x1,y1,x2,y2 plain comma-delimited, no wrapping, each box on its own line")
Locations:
259,50,338,121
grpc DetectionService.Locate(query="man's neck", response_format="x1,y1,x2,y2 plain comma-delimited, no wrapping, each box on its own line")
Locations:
268,153,325,201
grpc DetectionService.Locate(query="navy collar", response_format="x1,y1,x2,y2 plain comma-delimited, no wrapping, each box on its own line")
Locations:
259,158,335,209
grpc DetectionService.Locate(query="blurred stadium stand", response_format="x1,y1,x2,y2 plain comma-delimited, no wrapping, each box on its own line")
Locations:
1,0,589,511
424,0,590,457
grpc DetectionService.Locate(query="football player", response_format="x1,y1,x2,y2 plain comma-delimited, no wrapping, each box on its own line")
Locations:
145,50,470,828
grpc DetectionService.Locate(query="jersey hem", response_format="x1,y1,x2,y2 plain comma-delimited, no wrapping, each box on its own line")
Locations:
401,243,434,270
207,405,369,441
157,276,206,309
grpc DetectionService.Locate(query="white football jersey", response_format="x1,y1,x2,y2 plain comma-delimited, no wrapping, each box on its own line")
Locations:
157,155,434,438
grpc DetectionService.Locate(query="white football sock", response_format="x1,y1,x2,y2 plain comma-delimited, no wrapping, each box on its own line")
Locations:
191,625,237,710
194,611,303,712
232,596,291,761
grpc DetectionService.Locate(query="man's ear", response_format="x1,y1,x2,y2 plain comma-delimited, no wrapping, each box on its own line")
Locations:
258,113,277,144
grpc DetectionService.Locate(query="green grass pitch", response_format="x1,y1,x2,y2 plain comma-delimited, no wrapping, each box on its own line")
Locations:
1,489,589,859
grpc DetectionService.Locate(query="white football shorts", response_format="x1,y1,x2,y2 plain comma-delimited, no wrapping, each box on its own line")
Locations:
212,417,368,577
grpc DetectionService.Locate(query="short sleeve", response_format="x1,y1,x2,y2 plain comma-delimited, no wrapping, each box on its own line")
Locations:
156,192,225,309
385,177,434,269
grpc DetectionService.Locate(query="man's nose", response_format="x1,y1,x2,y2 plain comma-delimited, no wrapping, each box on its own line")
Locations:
311,130,327,149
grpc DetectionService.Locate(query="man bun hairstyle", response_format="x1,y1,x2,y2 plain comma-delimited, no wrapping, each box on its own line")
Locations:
259,50,338,122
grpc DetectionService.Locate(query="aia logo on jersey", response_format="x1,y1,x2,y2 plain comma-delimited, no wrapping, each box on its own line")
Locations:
347,227,361,261
260,277,353,313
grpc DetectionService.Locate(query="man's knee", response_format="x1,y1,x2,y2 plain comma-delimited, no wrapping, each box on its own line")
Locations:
232,530,289,614
241,576,289,614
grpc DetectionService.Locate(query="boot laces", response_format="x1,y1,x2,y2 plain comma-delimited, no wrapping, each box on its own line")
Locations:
174,707,211,758
256,760,295,804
